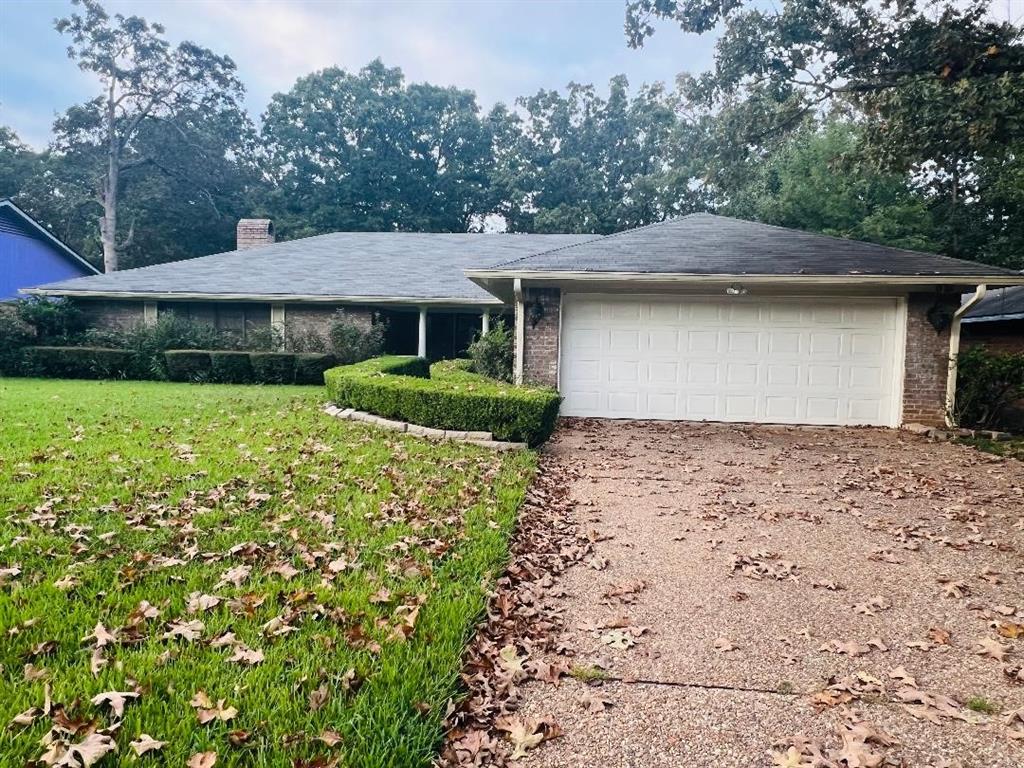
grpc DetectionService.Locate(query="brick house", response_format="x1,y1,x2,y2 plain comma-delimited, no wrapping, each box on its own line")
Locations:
28,214,1024,428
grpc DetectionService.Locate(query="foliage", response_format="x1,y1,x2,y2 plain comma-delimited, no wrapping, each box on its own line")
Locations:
293,353,337,385
84,314,228,379
328,313,387,365
954,345,1024,429
324,357,561,446
14,297,88,343
625,0,1024,266
726,120,939,252
250,352,296,384
492,76,704,233
164,350,213,382
260,59,496,237
466,320,514,382
0,377,534,767
52,0,250,271
209,350,253,384
21,346,135,379
0,307,34,375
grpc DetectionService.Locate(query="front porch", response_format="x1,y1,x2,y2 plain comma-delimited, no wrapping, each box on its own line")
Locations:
379,306,509,362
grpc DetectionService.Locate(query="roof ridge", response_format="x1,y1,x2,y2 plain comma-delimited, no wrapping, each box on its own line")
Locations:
489,214,698,269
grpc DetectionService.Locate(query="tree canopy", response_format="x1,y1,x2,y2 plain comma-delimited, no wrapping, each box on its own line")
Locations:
1,0,1022,272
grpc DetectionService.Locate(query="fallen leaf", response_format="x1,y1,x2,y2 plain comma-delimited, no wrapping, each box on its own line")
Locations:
188,752,217,768
130,734,166,756
90,690,139,718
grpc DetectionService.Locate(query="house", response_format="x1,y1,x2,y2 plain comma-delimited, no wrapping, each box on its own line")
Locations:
961,286,1024,354
27,218,597,360
27,214,1024,428
0,199,99,300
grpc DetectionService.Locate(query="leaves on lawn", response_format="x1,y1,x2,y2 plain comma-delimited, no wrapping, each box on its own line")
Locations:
129,734,166,756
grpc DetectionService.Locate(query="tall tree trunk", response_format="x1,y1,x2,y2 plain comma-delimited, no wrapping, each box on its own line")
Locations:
101,77,119,273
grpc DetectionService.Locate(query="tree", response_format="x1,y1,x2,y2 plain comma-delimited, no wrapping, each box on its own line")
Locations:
55,0,245,271
727,119,938,252
0,126,40,199
625,0,1024,262
260,60,495,237
493,76,706,234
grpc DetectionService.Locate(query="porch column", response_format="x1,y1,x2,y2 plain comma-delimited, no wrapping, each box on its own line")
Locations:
270,304,286,351
143,301,158,326
481,311,490,334
417,307,428,358
513,279,524,385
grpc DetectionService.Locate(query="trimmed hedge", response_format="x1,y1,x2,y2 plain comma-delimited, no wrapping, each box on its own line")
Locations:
294,353,337,385
210,351,253,384
251,352,296,384
324,356,561,446
165,350,213,382
22,346,136,379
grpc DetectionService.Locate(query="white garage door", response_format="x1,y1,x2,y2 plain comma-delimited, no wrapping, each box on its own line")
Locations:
559,294,904,426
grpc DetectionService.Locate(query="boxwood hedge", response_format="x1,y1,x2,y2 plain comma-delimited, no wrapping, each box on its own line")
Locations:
210,351,253,384
165,350,213,382
22,346,136,379
324,356,561,446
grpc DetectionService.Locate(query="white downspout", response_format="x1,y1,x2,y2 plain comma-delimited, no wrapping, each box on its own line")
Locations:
513,278,524,385
945,284,987,426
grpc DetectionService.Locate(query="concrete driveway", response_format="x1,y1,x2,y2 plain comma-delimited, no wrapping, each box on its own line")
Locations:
516,419,1024,767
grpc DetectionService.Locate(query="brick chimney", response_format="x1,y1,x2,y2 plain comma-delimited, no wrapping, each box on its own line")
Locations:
236,218,275,250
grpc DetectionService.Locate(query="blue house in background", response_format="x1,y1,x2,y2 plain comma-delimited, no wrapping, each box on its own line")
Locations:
0,199,99,300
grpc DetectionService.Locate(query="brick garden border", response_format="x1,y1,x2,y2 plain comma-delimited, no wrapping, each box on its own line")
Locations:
323,404,528,451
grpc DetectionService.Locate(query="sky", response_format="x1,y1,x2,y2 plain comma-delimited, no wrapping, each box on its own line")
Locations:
0,0,719,150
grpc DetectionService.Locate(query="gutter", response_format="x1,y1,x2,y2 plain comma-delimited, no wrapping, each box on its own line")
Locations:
464,270,1024,287
945,284,987,427
20,288,504,308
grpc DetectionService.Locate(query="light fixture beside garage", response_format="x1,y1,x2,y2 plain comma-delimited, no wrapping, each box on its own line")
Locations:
726,283,748,296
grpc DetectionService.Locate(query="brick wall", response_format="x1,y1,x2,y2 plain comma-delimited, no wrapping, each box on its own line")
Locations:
962,320,1024,354
902,292,959,426
78,299,145,330
284,305,374,340
521,287,560,387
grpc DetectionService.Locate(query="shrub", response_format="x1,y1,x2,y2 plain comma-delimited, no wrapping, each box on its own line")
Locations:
210,351,253,384
85,315,227,379
251,352,296,384
954,345,1024,429
324,356,560,446
0,307,33,375
294,353,337,385
22,346,135,379
328,312,386,364
467,319,513,382
15,297,87,343
165,350,213,382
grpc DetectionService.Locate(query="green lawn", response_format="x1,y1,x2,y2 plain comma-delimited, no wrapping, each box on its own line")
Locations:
958,435,1024,460
0,378,534,767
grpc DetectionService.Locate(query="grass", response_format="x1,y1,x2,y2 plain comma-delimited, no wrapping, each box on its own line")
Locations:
965,695,1001,715
569,664,609,683
0,378,535,767
958,435,1024,461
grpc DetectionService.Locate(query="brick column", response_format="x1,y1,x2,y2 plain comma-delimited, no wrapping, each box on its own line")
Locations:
902,293,959,426
521,287,561,387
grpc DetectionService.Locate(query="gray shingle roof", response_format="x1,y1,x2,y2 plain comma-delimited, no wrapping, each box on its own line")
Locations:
30,232,598,303
964,286,1024,321
482,213,1023,278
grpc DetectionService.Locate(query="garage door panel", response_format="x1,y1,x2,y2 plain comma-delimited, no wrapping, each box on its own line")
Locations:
560,295,900,427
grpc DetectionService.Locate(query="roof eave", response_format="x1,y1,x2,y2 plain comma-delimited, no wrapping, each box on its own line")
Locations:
0,200,100,275
466,269,1024,287
20,287,505,307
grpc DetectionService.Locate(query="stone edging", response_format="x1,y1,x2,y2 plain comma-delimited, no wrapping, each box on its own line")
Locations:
323,404,527,451
903,423,1014,442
